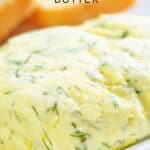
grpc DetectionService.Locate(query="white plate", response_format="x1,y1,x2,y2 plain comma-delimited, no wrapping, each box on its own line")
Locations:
126,139,150,150
127,0,150,16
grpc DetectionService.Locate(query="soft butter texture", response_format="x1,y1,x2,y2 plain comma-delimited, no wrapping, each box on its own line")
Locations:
83,15,150,119
0,25,149,150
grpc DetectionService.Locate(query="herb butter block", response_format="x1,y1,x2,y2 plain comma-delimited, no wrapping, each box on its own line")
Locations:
0,27,149,150
82,15,150,120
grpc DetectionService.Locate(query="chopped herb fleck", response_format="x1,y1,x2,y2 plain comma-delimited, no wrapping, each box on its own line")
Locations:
114,140,125,146
34,65,43,69
52,102,59,115
9,129,14,140
75,147,82,150
58,87,69,97
71,130,90,143
0,140,4,144
135,89,140,94
32,106,52,148
101,63,107,67
126,79,131,83
73,111,82,117
32,106,39,117
29,76,36,83
42,139,51,150
14,111,20,123
121,30,129,38
8,60,22,65
41,126,53,146
43,91,49,96
15,54,33,78
112,99,119,109
75,145,87,150
82,120,99,130
32,50,42,54
102,142,111,148
24,54,33,64
60,66,68,71
110,96,120,109
15,69,20,78
71,122,77,129
4,91,12,95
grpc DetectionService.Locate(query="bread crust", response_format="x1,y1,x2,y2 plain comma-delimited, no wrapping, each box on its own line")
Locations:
30,0,134,26
12,0,134,35
0,0,35,43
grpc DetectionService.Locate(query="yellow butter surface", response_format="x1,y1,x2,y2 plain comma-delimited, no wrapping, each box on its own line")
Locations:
83,15,150,119
0,26,149,150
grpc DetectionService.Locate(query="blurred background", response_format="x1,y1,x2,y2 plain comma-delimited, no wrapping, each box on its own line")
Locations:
128,0,150,15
